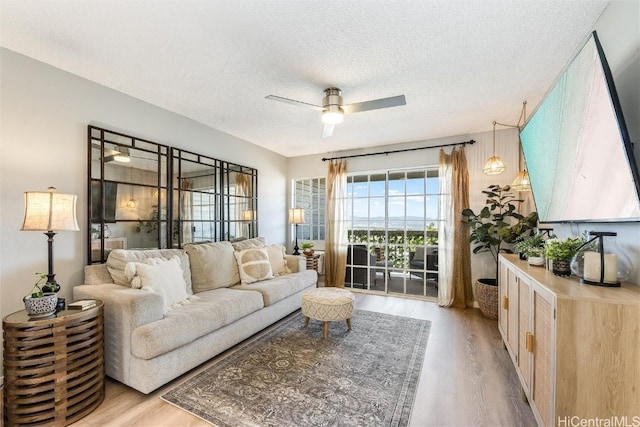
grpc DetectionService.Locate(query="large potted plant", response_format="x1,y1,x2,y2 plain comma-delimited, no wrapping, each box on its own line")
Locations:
462,185,538,319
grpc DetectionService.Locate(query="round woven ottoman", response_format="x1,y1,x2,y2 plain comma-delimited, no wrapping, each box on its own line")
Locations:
301,288,355,339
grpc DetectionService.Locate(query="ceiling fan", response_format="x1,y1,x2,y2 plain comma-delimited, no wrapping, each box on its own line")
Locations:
266,87,406,137
91,144,149,163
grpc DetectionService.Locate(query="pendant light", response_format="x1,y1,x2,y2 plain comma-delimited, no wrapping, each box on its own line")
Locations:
484,101,532,185
125,167,139,209
483,121,506,174
511,169,531,191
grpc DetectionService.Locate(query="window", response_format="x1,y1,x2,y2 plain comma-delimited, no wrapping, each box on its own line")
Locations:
293,177,325,240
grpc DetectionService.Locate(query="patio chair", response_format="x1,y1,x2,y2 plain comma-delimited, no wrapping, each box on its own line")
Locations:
374,247,392,278
345,244,376,288
409,246,439,286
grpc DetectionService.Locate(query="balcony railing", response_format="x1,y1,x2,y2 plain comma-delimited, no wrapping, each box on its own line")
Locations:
347,229,438,268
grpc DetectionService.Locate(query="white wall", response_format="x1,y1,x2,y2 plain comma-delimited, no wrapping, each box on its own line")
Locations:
0,49,289,379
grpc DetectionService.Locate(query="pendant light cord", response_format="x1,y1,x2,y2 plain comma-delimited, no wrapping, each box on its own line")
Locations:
494,101,528,170
494,100,527,130
492,121,497,155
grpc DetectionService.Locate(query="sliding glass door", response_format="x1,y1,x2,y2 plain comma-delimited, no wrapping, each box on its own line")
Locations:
293,167,440,299
345,168,440,298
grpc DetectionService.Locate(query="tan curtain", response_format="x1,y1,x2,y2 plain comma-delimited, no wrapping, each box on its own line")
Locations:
324,159,348,288
438,147,472,308
235,173,251,237
181,179,193,244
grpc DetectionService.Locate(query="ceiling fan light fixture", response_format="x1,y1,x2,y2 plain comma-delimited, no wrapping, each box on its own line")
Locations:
113,147,131,163
322,106,344,125
266,86,405,137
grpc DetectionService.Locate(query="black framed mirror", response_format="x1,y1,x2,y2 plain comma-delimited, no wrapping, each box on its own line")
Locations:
88,126,258,264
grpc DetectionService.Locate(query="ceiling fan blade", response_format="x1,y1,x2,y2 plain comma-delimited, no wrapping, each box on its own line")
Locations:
342,94,406,114
322,124,335,138
265,95,324,111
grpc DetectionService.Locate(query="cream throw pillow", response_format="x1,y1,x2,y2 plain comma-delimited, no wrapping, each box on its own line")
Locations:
106,248,193,294
266,244,290,276
124,256,190,315
234,248,273,284
231,237,267,251
184,241,240,292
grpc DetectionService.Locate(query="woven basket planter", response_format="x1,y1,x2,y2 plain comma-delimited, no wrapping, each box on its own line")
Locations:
552,260,571,276
475,279,498,320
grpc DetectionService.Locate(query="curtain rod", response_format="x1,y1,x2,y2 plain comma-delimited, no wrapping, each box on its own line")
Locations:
321,139,475,162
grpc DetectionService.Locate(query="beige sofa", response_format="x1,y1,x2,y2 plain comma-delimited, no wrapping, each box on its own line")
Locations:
74,238,317,394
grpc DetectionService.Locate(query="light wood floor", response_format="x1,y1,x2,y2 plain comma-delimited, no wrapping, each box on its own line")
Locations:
61,293,536,426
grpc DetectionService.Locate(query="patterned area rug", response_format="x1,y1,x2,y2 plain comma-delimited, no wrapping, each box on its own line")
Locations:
161,309,430,427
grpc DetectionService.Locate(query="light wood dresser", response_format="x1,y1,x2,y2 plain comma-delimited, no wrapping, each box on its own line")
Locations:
3,301,104,426
498,254,639,427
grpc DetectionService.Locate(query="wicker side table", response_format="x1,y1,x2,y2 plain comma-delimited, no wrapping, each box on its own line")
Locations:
304,254,320,272
3,301,104,426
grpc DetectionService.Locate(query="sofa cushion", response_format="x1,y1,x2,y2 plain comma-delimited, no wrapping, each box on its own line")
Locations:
107,249,193,294
231,236,267,251
184,241,240,292
231,269,317,306
131,288,264,360
235,247,273,284
266,244,290,276
125,256,190,315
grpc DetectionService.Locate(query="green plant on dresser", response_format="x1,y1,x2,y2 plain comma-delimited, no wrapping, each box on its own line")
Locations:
544,236,586,276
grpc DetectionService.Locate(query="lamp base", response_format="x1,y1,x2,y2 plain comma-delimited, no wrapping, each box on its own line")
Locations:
580,278,621,287
42,282,61,293
292,245,300,256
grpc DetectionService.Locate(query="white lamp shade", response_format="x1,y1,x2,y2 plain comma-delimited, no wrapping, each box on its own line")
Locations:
242,209,255,222
482,156,506,175
21,188,79,231
288,208,305,224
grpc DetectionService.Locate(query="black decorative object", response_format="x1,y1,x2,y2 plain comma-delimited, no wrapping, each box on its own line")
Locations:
552,260,571,276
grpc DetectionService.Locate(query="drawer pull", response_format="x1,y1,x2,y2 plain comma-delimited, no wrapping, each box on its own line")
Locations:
526,332,534,352
502,296,509,310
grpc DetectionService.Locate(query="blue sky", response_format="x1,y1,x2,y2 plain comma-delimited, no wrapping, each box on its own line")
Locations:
346,173,440,228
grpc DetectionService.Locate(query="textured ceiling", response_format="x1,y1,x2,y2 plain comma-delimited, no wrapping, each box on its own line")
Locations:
0,0,608,157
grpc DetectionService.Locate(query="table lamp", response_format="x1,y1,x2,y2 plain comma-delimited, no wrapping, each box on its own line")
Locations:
288,208,305,255
242,209,255,237
21,187,80,292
